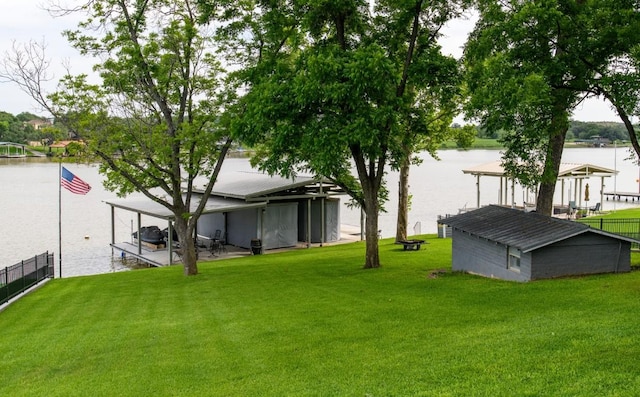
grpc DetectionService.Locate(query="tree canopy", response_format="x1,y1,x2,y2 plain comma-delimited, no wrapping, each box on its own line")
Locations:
217,0,467,268
2,0,236,275
464,0,640,215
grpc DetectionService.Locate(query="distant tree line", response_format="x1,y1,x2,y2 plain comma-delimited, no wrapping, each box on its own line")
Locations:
6,108,632,148
566,121,632,142
0,111,41,143
0,111,67,145
471,121,634,142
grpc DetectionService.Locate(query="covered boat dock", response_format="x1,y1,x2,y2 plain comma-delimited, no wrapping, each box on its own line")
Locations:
105,172,348,268
0,142,27,158
106,196,265,267
462,161,617,212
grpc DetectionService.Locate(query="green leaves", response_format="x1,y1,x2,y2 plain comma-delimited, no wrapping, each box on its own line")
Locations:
465,0,640,192
229,1,467,265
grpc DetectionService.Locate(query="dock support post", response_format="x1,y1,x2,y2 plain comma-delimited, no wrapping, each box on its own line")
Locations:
137,213,142,255
476,175,481,209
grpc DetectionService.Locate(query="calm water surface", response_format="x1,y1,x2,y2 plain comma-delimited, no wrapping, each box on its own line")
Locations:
2,148,639,277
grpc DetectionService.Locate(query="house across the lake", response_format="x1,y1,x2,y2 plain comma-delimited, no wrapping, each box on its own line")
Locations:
438,205,637,282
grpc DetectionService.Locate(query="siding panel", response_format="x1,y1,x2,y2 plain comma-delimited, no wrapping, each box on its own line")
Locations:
531,234,630,280
452,230,527,282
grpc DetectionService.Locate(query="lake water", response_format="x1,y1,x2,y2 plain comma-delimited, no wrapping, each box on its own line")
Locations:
2,147,639,277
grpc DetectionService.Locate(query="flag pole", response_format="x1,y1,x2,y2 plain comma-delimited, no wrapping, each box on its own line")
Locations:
58,160,62,278
58,163,91,278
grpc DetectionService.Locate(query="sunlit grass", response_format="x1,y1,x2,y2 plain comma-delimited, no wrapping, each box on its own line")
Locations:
592,207,640,219
2,236,640,396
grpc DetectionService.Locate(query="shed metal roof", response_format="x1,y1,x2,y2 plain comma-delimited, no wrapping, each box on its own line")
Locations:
438,205,637,252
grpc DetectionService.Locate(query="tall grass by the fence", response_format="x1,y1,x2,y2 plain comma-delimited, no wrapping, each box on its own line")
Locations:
578,218,640,249
0,252,54,305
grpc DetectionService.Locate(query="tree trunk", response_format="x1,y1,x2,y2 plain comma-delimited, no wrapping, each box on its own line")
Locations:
395,158,410,242
180,235,198,276
173,216,198,276
363,188,380,269
350,146,383,269
537,104,569,216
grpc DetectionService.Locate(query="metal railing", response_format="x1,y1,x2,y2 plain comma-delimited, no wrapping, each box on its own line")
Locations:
1,252,54,305
578,218,640,250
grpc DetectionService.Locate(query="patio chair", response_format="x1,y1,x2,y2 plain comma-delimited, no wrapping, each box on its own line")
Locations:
589,202,601,214
569,201,577,215
209,229,226,255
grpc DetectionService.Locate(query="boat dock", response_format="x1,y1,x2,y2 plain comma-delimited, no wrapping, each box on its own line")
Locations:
603,192,640,202
111,242,250,267
111,242,176,267
111,225,362,268
0,142,46,158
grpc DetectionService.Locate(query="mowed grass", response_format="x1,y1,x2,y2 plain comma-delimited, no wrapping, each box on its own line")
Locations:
2,236,640,396
593,207,640,219
581,208,640,242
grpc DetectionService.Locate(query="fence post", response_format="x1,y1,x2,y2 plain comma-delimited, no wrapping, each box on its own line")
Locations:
21,260,25,292
3,267,7,304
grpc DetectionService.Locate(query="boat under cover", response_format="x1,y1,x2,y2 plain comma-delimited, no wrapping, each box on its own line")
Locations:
132,226,165,245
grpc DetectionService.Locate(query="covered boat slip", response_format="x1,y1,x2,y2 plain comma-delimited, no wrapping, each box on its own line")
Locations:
107,196,265,266
105,172,346,267
0,142,28,158
462,161,617,213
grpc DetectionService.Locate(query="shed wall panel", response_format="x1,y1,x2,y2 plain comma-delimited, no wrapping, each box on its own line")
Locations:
325,199,340,242
452,230,528,282
263,203,298,249
530,234,631,279
227,208,258,248
197,213,225,240
298,198,340,243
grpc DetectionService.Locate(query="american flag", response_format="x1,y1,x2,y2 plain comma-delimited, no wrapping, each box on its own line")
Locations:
61,167,92,195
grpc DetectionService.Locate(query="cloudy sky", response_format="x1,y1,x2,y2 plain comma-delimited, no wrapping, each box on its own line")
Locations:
0,1,620,122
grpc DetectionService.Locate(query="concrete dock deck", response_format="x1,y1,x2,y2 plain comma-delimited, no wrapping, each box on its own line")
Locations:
111,225,362,268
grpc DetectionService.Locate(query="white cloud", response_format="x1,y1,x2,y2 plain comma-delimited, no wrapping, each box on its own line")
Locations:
0,1,92,116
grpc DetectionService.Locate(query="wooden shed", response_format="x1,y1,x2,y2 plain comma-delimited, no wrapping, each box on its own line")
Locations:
437,205,636,282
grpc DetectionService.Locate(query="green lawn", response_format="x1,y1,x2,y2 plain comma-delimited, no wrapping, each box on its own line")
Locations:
591,207,640,219
579,208,640,243
2,236,640,396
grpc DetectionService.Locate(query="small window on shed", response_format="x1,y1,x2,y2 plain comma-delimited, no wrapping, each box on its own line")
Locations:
508,247,521,272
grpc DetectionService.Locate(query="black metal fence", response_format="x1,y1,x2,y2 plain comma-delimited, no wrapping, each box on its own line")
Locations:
1,252,54,305
578,218,640,249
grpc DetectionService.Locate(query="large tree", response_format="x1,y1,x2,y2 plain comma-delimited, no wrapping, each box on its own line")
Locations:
464,0,640,215
393,41,463,243
218,0,466,268
2,0,235,276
